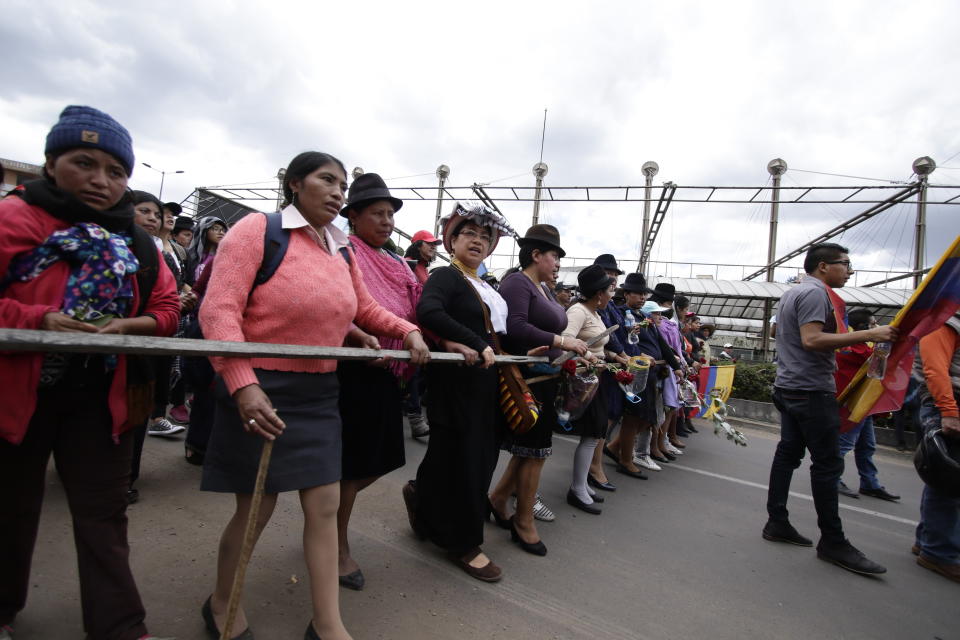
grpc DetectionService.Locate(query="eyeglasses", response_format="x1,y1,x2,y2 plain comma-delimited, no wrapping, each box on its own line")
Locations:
458,229,493,244
825,260,853,271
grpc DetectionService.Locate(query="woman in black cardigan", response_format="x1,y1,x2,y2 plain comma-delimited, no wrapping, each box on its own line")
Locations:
402,202,514,583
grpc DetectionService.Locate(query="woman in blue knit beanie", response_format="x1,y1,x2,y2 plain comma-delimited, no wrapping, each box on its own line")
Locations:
0,106,180,640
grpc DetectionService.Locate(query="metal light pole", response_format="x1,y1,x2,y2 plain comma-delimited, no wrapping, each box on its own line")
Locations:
912,156,936,288
638,161,658,275
275,168,286,210
141,163,184,200
762,158,788,360
532,162,548,226
433,164,450,238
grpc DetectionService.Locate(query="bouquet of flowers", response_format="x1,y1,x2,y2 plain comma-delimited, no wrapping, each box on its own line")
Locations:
555,359,601,427
708,390,747,446
679,378,701,409
611,366,641,404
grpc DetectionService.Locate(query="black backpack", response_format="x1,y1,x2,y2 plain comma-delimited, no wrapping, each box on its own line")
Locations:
253,211,351,292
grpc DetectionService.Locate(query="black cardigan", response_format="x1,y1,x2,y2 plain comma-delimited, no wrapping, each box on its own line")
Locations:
416,266,493,354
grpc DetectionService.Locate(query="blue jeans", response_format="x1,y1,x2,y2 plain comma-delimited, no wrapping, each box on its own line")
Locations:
767,388,845,544
915,401,960,565
837,417,881,490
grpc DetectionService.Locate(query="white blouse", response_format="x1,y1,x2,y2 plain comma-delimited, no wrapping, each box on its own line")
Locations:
465,276,508,334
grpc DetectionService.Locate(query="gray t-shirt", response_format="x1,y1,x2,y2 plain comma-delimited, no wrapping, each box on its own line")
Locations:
774,277,838,392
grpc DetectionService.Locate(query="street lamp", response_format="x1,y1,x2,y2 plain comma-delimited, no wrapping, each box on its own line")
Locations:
141,162,185,200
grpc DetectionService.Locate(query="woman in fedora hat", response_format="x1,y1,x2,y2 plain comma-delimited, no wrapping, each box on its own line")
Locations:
487,225,588,555
335,173,425,590
649,283,689,460
561,265,618,515
403,201,516,582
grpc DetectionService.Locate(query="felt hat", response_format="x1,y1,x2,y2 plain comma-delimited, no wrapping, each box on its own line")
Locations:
650,282,676,303
621,272,653,294
45,105,135,176
593,253,623,275
173,216,194,233
577,264,615,298
411,230,441,245
340,172,402,217
518,224,565,258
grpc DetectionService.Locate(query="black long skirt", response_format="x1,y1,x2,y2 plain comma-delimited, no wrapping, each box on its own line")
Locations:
338,361,405,480
414,363,503,555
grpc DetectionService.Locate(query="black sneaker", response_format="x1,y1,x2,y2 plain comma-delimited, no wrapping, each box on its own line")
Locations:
762,520,813,547
859,487,900,502
817,539,887,575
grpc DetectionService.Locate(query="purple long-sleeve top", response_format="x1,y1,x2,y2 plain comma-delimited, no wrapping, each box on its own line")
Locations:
657,316,686,370
499,271,567,359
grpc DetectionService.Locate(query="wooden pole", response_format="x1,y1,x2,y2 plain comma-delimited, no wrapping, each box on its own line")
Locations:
221,439,274,640
0,329,548,365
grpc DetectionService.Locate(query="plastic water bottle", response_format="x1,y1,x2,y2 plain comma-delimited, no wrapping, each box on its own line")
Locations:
624,310,639,345
866,342,892,379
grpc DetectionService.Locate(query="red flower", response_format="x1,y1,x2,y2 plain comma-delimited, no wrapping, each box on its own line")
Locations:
614,370,634,384
563,359,578,374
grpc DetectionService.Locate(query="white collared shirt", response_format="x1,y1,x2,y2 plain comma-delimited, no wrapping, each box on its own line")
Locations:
280,203,350,255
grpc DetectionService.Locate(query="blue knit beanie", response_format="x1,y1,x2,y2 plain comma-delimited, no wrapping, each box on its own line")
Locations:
44,105,135,176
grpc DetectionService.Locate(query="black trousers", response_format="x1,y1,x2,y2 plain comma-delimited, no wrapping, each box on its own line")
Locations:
0,373,147,640
766,387,845,545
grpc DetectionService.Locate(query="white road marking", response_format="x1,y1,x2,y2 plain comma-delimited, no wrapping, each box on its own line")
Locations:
554,434,919,527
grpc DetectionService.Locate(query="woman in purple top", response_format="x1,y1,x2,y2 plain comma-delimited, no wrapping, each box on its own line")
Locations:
487,225,587,556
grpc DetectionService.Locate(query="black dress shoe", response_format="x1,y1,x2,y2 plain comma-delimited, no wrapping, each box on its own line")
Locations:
587,474,617,492
762,520,813,547
587,492,604,503
859,487,900,502
817,539,887,575
615,464,648,479
602,446,618,463
662,451,677,461
487,497,512,529
566,489,602,514
338,569,364,590
202,596,255,640
687,423,698,433
650,454,670,464
509,517,547,556
304,620,322,640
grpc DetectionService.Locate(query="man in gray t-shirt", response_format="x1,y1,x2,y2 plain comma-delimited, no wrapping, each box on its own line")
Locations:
774,277,837,392
762,243,897,576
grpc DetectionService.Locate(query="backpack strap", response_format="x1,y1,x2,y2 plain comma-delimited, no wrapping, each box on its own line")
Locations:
130,225,159,316
253,212,290,292
339,245,352,266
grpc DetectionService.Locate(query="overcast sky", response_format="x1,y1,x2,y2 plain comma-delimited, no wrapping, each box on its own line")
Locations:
3,0,958,285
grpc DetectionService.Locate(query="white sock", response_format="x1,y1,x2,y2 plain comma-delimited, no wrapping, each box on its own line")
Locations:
635,430,652,457
571,437,598,502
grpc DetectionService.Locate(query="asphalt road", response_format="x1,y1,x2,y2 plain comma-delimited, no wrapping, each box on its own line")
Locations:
14,419,959,640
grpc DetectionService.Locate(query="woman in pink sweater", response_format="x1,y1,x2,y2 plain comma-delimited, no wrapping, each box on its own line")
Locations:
198,152,429,640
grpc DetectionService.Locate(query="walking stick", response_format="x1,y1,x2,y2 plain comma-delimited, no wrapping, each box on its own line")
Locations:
221,438,274,640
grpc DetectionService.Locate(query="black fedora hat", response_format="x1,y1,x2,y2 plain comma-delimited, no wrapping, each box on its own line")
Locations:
163,202,183,215
518,224,565,258
173,216,194,232
650,282,676,302
593,253,623,275
621,272,653,294
340,173,403,217
577,264,615,298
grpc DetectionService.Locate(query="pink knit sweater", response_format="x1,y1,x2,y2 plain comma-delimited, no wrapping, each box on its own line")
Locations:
199,213,418,394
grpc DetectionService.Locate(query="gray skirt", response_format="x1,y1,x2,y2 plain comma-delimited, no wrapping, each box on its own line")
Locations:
201,369,341,494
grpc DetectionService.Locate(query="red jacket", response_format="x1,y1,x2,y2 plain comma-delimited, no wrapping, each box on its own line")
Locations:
0,196,181,444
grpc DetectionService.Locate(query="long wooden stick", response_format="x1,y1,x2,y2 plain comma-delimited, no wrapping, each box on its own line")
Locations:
221,439,274,640
0,329,547,364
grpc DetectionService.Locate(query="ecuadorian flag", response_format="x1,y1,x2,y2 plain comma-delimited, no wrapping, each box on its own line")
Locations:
839,234,960,423
695,365,737,419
